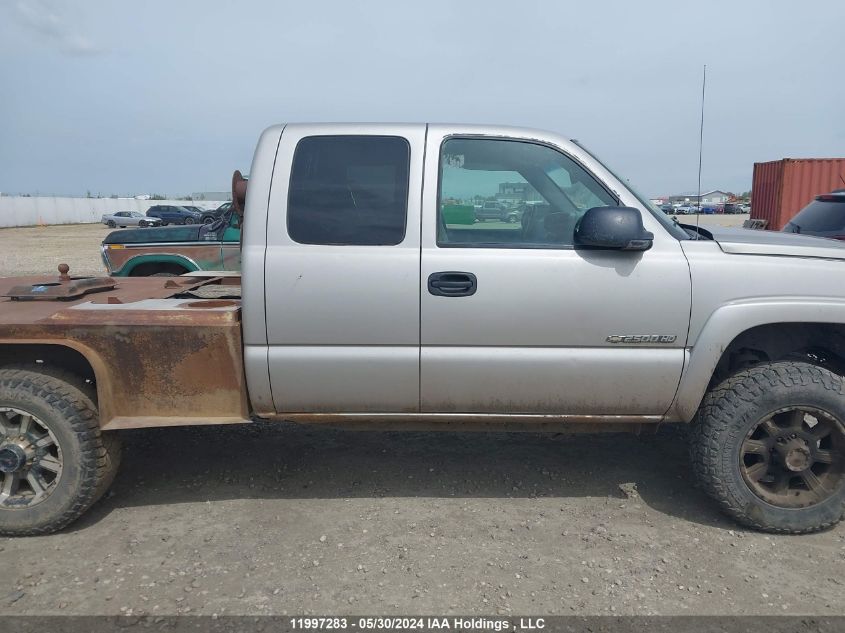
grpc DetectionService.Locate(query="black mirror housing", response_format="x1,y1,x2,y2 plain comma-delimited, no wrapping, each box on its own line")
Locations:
575,206,654,251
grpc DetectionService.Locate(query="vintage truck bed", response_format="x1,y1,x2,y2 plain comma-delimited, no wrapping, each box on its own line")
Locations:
0,272,250,429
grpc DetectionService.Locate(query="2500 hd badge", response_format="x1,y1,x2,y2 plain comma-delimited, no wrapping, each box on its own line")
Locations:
606,334,678,344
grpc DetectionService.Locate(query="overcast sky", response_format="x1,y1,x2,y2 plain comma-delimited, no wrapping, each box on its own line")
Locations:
1,0,843,198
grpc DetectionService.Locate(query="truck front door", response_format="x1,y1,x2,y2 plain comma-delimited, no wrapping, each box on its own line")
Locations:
419,128,691,416
263,125,425,413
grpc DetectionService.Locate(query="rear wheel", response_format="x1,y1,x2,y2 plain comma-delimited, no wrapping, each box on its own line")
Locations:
691,362,845,533
0,368,120,536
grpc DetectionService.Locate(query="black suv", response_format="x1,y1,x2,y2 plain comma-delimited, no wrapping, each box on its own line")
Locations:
783,191,845,239
145,205,203,226
200,202,233,225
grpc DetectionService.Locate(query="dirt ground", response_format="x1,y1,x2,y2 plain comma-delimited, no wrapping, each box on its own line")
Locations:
1,216,843,618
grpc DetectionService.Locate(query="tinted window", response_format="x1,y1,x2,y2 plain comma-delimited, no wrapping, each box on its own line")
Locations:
438,138,616,248
789,200,845,233
288,136,410,246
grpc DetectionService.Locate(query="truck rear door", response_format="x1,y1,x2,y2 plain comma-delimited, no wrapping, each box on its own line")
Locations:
263,124,425,412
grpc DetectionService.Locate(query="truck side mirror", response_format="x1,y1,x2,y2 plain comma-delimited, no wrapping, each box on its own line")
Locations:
574,206,654,251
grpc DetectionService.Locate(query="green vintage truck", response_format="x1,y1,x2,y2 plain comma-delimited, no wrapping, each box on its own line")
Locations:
101,212,241,276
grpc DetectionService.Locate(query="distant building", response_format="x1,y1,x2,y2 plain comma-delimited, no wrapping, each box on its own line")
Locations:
667,190,731,205
191,191,231,201
495,182,543,206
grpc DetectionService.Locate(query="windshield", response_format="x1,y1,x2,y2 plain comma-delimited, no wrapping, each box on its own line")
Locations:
787,199,845,233
570,140,690,240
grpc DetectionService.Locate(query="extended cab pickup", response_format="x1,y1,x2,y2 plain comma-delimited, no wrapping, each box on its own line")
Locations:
1,124,844,536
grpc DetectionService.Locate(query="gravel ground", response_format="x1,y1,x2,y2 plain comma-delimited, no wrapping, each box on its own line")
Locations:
1,215,843,618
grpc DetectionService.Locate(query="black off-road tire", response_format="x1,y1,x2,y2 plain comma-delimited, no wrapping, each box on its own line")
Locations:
31,366,122,504
0,367,121,536
690,362,845,534
106,220,116,228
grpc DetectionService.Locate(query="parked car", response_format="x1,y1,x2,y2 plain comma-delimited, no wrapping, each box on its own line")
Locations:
100,211,162,228
145,205,203,226
200,202,233,225
722,203,745,215
180,205,205,215
102,211,241,276
475,201,520,223
4,123,845,537
782,191,845,239
675,205,694,215
660,204,674,214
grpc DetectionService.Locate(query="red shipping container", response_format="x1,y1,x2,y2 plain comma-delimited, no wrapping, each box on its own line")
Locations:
752,158,845,230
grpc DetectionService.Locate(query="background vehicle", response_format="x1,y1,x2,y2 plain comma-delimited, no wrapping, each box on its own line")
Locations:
475,201,519,223
722,203,745,214
100,211,162,228
200,202,233,225
675,204,694,214
1,124,845,537
782,192,845,239
145,205,203,226
101,212,241,276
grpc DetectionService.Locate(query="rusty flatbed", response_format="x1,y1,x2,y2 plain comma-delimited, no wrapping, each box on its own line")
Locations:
0,270,250,430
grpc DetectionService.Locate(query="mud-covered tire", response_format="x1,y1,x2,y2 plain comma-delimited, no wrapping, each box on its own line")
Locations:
690,362,845,534
0,367,120,536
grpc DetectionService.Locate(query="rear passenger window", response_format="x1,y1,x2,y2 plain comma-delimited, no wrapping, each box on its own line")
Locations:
288,136,411,245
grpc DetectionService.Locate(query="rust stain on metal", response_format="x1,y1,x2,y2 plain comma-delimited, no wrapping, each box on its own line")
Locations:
281,413,656,434
0,274,249,428
4,264,116,301
104,244,229,275
232,170,248,216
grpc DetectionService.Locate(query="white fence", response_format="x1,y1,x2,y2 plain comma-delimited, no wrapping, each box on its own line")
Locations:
0,197,227,228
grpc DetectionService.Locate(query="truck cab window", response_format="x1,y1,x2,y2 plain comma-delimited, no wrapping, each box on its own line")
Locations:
438,137,616,248
288,135,410,245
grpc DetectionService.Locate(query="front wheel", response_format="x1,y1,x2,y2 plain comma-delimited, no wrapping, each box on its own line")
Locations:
184,217,195,225
0,367,121,536
690,362,845,533
106,220,116,228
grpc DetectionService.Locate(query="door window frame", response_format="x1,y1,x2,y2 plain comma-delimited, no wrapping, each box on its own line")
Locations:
435,135,619,250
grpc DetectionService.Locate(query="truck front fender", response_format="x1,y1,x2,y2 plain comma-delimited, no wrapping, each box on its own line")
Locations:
671,297,845,421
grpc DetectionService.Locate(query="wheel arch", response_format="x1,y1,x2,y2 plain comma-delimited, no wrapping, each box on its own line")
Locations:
0,341,114,421
118,254,199,277
672,299,845,421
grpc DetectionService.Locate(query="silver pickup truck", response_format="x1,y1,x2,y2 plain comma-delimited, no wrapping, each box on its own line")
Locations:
1,123,843,536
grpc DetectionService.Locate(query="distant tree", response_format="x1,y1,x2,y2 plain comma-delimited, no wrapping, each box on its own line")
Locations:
86,190,93,198
150,194,167,200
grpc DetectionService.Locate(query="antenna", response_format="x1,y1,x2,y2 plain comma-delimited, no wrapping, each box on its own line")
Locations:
695,65,706,239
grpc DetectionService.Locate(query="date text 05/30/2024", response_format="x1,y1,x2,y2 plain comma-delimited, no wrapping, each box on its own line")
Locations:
289,617,546,630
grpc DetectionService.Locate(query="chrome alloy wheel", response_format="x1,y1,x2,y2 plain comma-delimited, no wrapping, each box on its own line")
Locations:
0,407,63,508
